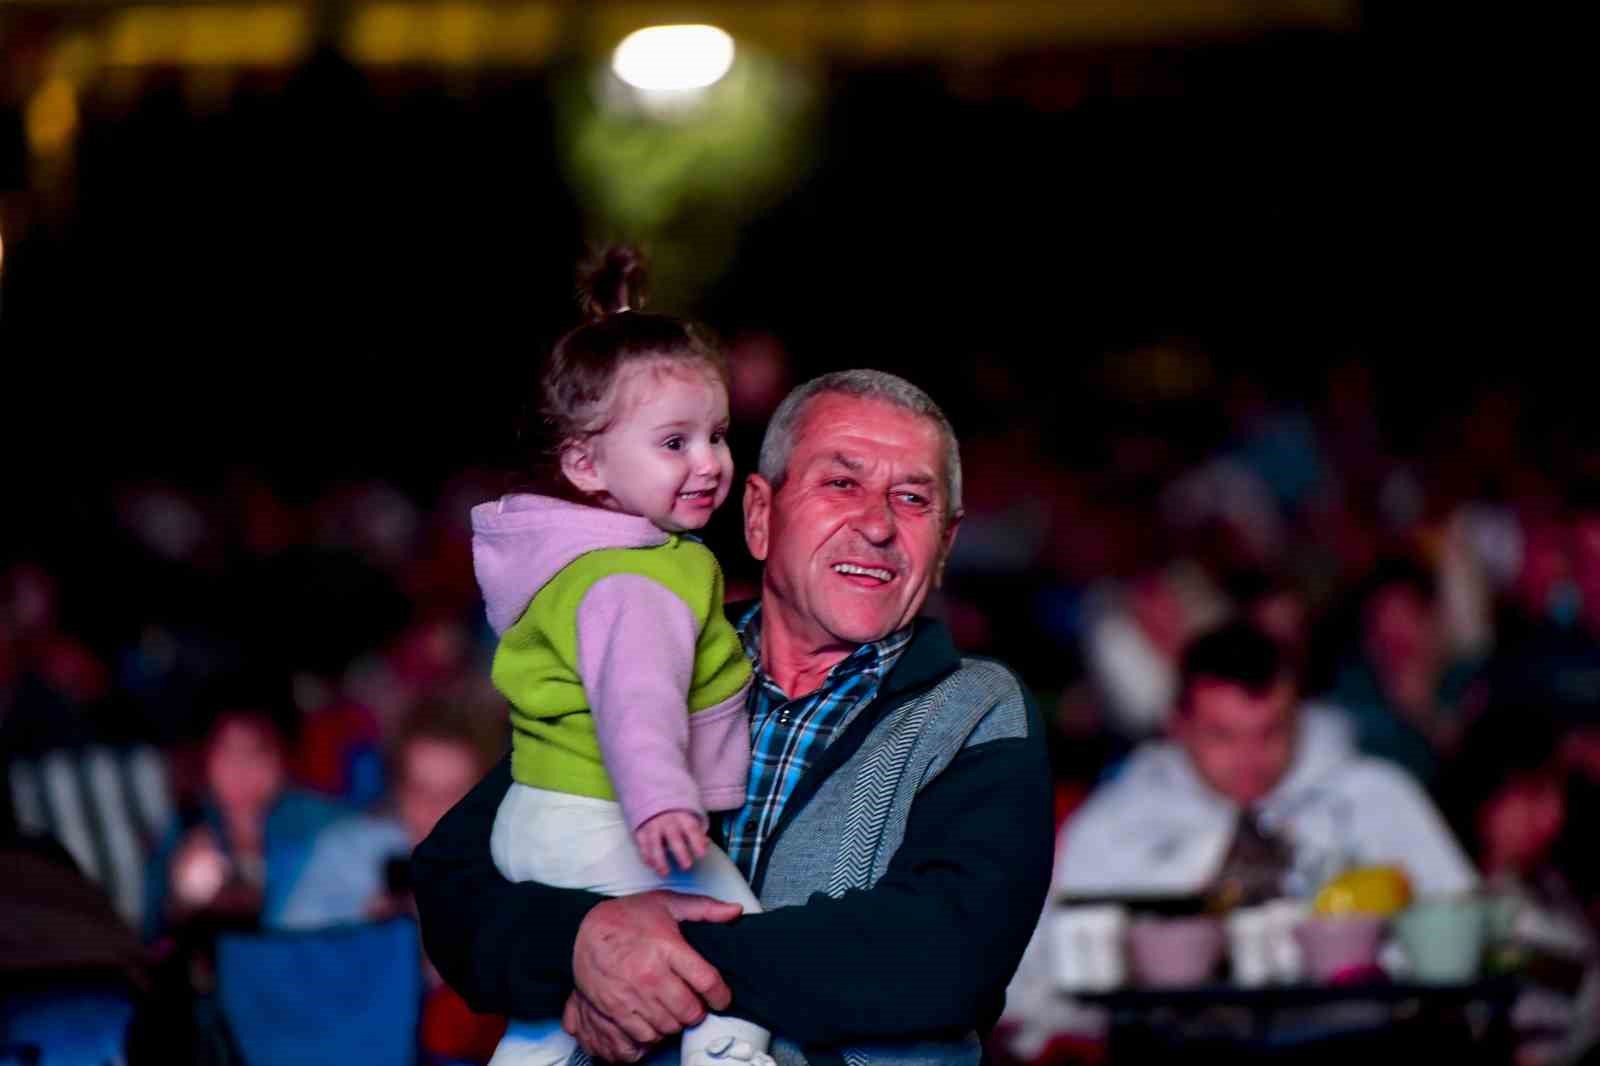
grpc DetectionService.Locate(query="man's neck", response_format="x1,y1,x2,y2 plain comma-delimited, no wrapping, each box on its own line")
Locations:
757,600,857,700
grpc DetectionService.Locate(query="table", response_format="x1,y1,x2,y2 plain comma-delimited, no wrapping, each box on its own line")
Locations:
1074,976,1520,1063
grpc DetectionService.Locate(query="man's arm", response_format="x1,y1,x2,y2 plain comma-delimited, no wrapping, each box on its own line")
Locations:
1346,761,1479,896
683,721,1053,1045
412,756,738,1038
412,758,606,1018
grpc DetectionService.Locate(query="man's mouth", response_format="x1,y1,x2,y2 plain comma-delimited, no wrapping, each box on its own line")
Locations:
832,562,895,583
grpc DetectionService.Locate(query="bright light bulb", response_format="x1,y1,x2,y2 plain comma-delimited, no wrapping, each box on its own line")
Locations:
611,24,735,93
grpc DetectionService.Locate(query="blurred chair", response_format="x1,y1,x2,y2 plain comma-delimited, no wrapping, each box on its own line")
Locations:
6,745,174,928
215,918,422,1066
0,987,135,1066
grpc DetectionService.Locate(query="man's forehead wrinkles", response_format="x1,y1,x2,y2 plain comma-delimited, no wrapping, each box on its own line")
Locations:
802,449,937,482
829,452,865,472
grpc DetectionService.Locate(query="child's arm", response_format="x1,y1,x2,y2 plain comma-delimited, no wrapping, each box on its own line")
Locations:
575,573,710,867
635,809,709,877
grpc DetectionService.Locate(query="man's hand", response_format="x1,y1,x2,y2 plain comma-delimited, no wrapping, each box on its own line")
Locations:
565,988,648,1063
569,891,742,1054
170,827,229,907
635,810,709,876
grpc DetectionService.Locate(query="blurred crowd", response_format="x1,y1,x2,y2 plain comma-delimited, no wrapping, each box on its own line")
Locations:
4,339,1600,1064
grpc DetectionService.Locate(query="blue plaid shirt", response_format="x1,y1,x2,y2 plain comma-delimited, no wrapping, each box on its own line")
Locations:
724,604,912,884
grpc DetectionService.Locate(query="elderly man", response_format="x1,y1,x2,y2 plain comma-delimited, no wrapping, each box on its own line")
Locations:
1056,620,1475,901
413,370,1054,1066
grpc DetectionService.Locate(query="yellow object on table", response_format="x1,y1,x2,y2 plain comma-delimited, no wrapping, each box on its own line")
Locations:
1313,865,1413,917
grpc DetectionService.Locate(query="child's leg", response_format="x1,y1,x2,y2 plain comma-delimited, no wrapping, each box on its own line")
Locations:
668,847,773,1066
489,787,637,1066
490,788,775,1066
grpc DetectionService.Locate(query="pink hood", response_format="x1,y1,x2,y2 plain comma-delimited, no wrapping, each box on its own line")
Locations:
470,494,668,635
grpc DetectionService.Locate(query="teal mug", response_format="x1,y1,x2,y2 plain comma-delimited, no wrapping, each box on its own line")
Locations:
1394,897,1488,984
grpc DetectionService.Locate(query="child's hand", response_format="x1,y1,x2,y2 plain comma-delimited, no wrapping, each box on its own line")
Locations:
635,810,708,876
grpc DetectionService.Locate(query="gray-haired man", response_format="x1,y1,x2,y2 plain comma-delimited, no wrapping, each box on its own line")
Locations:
415,371,1053,1066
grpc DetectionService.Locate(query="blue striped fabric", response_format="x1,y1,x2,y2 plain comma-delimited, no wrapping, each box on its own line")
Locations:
724,605,911,884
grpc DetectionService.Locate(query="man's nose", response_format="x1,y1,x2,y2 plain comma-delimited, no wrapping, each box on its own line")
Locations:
853,496,896,545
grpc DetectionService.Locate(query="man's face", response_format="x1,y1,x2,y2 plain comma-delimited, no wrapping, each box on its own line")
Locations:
1363,585,1438,678
396,737,481,847
743,394,960,652
1172,677,1297,807
206,715,286,824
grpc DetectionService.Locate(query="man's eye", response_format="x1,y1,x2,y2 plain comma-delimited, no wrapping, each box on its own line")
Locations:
827,478,855,489
898,492,929,507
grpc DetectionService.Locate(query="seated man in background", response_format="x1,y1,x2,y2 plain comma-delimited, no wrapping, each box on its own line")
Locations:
1057,620,1476,902
998,622,1476,1063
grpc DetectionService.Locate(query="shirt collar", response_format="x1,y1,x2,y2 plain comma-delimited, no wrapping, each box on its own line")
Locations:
737,603,912,699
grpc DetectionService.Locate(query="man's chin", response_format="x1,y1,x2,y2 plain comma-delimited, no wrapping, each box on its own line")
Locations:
821,611,906,647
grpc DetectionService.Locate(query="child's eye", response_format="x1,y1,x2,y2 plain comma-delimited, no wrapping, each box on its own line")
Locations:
710,429,726,445
663,437,684,451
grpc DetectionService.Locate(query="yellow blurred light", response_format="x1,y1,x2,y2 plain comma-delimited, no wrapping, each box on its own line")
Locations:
431,3,493,67
346,2,558,67
612,24,734,92
105,5,308,68
26,78,80,157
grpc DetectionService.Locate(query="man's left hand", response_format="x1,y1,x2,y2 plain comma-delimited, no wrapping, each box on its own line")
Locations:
565,988,647,1063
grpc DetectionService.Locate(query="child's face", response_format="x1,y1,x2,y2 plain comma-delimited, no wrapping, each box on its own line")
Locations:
578,362,734,533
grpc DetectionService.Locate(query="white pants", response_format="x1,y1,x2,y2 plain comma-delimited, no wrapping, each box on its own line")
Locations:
488,784,767,1066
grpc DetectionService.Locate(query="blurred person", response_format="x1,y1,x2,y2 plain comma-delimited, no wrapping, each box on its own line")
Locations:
0,562,113,753
281,682,510,928
1055,621,1475,902
279,689,510,1065
1229,570,1311,668
142,681,348,942
341,615,477,749
725,330,793,450
1081,561,1227,739
1444,711,1598,1066
1327,557,1485,789
468,247,772,1066
1507,514,1573,637
1496,486,1600,722
999,622,1473,1061
1161,458,1287,575
1230,571,1355,749
1221,371,1331,521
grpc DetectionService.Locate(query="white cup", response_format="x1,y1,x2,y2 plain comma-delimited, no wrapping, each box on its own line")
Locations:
1261,899,1310,983
1226,906,1275,987
1048,905,1129,992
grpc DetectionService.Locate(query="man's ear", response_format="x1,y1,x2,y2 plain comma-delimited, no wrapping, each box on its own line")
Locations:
560,441,606,497
934,509,964,588
744,473,773,561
